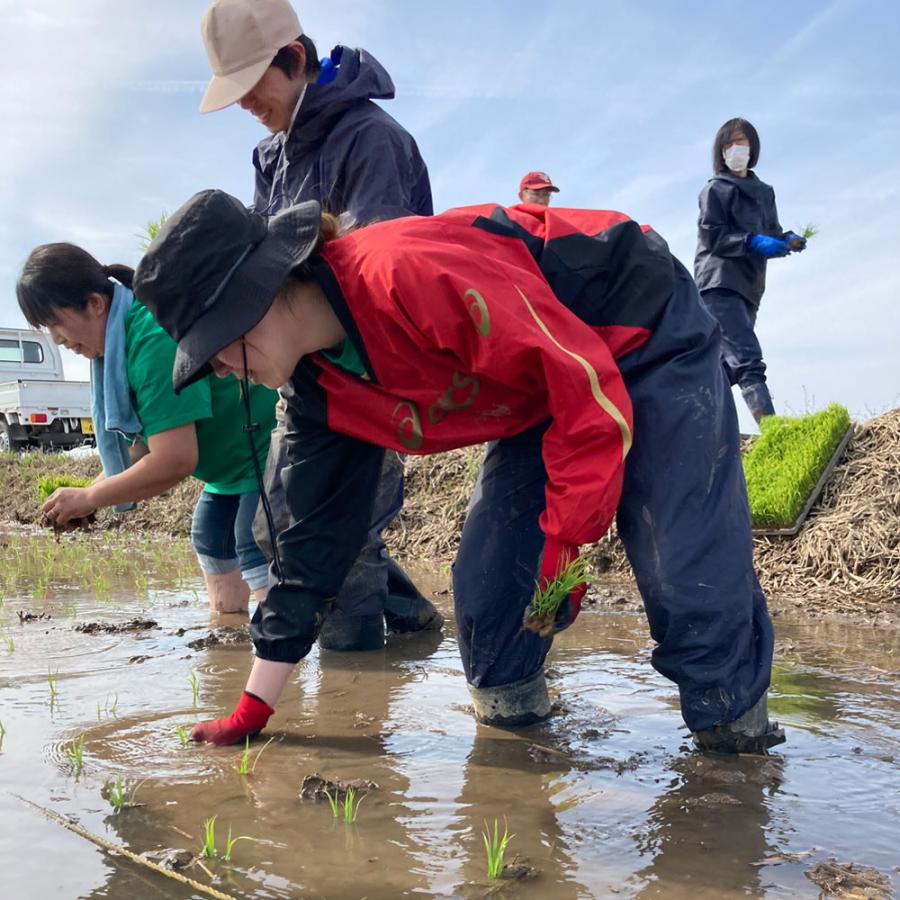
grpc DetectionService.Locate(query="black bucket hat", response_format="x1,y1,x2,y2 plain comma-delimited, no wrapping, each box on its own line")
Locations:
134,189,322,392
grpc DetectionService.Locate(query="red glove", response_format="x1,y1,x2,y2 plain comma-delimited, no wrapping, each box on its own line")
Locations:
190,691,274,746
540,537,586,633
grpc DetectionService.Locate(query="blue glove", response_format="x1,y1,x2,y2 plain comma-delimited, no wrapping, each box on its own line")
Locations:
783,231,807,252
748,234,790,258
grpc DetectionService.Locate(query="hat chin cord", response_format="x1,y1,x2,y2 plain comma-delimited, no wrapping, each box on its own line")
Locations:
240,338,284,585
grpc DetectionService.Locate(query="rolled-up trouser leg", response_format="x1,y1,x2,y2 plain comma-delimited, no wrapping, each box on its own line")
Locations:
618,266,775,734
453,424,553,725
252,419,440,650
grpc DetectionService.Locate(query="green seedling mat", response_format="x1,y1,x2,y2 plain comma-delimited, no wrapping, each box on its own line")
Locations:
751,422,854,537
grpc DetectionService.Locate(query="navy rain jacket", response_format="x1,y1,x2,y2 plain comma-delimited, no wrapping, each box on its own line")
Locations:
251,46,433,221
693,171,782,307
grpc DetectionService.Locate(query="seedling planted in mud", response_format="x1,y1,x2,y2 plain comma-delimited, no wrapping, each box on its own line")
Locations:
3,633,13,653
234,735,276,776
47,668,59,704
325,787,365,823
175,725,190,747
0,719,6,749
202,816,218,858
105,776,147,812
188,669,200,707
224,826,253,862
63,733,86,775
483,818,515,880
523,554,591,637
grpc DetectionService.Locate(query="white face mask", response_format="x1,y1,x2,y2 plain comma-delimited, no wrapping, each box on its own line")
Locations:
723,144,751,173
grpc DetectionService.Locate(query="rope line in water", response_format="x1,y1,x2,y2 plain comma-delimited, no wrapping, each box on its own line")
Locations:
14,794,237,900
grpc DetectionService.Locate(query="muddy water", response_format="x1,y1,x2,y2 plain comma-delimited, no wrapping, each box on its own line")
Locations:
1,533,898,899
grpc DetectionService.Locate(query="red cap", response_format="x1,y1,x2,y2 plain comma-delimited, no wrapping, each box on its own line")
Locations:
519,171,560,192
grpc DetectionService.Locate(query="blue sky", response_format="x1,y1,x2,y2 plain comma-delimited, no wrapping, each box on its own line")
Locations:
1,0,898,432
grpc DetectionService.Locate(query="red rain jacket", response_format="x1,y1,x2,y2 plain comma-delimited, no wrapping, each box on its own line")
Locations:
258,203,675,662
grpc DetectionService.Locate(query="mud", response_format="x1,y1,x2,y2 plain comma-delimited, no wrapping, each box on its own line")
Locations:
1,532,898,899
75,618,158,634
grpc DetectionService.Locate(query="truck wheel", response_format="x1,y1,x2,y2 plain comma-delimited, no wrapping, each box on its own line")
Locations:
0,420,24,454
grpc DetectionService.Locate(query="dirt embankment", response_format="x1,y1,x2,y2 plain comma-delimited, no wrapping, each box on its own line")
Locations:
3,408,898,622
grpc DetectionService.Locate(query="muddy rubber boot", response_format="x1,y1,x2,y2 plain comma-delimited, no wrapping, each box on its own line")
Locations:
468,669,552,728
317,613,385,652
692,695,786,753
741,383,776,424
382,558,444,634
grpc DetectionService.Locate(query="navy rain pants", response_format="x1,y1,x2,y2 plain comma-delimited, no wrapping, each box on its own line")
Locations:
453,264,775,732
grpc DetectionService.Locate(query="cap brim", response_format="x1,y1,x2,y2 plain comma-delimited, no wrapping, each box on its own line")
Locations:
199,56,273,113
173,202,323,392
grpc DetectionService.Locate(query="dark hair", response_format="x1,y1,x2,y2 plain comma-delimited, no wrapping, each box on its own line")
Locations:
16,242,134,328
712,118,760,174
270,34,320,79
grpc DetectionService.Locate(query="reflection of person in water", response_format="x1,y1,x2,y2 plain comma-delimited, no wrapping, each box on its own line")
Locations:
99,631,443,897
454,732,587,896
634,754,784,898
134,189,783,754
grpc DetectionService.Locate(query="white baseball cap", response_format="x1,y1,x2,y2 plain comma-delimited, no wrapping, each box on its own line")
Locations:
199,0,303,113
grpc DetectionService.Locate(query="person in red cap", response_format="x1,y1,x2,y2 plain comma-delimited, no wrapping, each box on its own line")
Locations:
518,172,560,206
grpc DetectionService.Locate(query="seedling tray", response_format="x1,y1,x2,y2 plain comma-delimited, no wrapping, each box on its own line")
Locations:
752,422,854,537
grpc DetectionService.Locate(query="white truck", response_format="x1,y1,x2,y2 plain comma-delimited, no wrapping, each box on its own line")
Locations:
0,327,94,452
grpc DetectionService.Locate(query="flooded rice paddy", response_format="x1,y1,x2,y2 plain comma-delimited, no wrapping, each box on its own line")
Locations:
0,530,898,899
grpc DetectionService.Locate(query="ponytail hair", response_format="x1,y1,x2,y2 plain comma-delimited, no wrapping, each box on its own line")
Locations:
16,243,134,328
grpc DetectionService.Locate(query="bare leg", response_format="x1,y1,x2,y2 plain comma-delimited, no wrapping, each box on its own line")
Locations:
205,569,250,614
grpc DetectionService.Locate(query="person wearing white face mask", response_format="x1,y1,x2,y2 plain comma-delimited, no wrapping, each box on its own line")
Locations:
694,117,807,423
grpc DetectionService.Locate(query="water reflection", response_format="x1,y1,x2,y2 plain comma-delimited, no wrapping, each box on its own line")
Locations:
634,753,784,899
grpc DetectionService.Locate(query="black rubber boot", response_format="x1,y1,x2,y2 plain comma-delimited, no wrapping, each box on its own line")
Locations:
692,695,786,753
317,613,385,652
468,669,552,728
382,557,444,634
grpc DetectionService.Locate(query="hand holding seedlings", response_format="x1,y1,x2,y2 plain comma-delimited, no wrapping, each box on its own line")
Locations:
783,224,817,252
523,542,590,638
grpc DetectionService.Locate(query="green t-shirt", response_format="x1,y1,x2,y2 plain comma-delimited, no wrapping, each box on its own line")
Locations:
124,301,277,494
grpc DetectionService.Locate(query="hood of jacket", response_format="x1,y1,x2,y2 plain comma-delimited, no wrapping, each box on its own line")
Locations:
256,46,395,170
708,170,772,202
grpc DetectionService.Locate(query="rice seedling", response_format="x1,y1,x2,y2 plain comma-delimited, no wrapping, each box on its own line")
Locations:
175,725,190,747
139,212,168,251
234,735,276,776
63,733,86,775
36,474,92,503
188,669,200,707
522,554,591,637
3,633,13,653
105,776,147,812
800,224,818,240
0,719,6,749
47,668,59,704
201,816,217,858
482,818,515,880
744,404,851,529
325,787,365,823
223,826,253,863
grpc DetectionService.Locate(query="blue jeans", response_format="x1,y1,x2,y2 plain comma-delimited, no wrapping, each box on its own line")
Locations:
191,490,269,591
453,264,774,732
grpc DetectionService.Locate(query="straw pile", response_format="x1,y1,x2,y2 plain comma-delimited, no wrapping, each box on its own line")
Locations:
753,408,900,613
391,409,900,617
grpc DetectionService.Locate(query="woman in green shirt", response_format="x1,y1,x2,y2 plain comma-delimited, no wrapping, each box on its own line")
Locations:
16,242,278,613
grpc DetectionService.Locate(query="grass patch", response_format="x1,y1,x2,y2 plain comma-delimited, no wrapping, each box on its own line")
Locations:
743,404,851,529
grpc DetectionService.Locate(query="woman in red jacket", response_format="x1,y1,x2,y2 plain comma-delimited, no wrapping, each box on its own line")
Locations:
134,190,782,754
